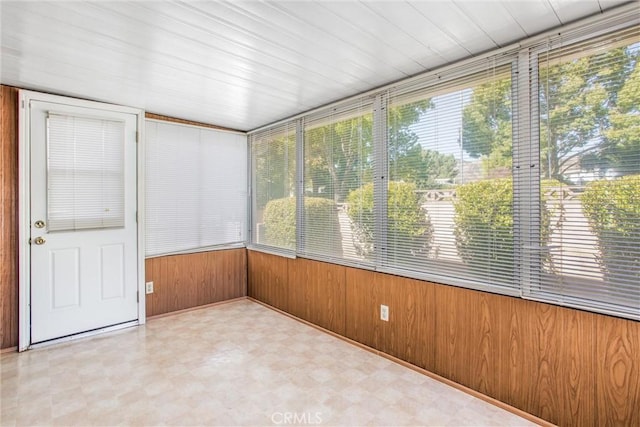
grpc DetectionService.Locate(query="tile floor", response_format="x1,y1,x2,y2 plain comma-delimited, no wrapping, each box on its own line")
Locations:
0,300,537,426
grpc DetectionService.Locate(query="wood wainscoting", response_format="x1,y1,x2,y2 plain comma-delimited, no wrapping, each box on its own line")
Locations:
247,250,639,426
145,249,247,317
0,85,19,349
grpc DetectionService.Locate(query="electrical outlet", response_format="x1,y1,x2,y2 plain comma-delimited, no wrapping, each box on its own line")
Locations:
380,304,389,321
145,281,154,294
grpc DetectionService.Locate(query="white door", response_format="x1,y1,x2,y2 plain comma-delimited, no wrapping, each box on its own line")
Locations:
29,100,139,344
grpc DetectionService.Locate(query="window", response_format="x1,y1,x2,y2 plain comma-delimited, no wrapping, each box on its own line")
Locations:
532,27,640,317
145,120,247,257
247,19,639,320
385,66,516,292
303,100,374,265
250,123,297,252
47,113,125,231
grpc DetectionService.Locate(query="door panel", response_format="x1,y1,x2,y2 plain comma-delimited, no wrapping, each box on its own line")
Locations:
50,248,80,309
29,100,139,344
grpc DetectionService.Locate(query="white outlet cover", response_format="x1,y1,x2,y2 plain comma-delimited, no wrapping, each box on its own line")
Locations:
145,281,154,294
380,304,389,321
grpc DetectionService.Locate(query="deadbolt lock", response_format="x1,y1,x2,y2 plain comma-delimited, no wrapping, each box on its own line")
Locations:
34,237,46,245
34,220,46,229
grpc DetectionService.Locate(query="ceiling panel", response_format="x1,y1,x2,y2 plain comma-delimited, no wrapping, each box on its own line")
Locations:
500,0,561,36
548,0,602,24
0,0,634,131
453,1,528,46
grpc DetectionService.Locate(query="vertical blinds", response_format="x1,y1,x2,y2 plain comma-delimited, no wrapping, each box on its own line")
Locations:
533,27,640,317
302,100,374,265
250,122,297,251
145,120,247,257
386,65,517,291
47,113,125,231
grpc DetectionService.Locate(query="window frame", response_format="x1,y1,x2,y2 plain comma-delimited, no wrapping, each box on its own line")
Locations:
247,10,639,321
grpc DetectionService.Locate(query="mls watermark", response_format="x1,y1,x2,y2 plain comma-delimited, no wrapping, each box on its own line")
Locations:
271,412,323,425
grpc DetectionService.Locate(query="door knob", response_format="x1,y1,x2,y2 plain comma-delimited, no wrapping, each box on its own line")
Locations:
34,237,46,245
34,220,46,228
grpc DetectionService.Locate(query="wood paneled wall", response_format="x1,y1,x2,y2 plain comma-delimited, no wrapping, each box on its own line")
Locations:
145,249,247,317
0,85,19,349
247,250,640,426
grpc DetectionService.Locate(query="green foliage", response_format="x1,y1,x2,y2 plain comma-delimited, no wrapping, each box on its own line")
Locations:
262,197,296,249
453,179,562,276
582,175,640,285
462,76,513,172
262,197,341,255
460,45,639,181
453,179,514,274
304,100,432,202
539,46,638,179
346,181,432,259
254,133,296,210
604,59,640,174
304,114,374,202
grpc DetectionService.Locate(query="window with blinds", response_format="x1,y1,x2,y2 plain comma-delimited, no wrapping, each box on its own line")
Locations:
302,100,374,264
247,20,638,320
250,123,297,251
386,65,517,291
532,27,640,317
145,120,247,257
47,113,125,231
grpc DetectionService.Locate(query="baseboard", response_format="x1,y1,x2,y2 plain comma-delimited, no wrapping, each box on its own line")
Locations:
146,296,249,320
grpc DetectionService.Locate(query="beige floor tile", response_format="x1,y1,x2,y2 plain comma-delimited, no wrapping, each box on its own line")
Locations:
0,300,538,427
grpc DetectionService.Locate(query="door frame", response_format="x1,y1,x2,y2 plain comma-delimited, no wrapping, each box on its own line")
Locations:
18,90,146,351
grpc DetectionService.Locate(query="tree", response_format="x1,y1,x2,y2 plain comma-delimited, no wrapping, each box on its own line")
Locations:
305,100,432,202
254,133,296,210
539,46,637,180
461,77,512,176
461,45,638,182
603,58,640,174
304,114,373,202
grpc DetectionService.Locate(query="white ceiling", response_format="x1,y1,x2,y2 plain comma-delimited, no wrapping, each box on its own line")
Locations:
0,0,635,131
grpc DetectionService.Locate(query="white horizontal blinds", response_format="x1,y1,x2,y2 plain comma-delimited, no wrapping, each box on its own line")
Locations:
535,26,640,317
145,121,247,257
250,122,297,250
386,64,517,291
302,99,374,264
199,131,247,247
47,113,125,231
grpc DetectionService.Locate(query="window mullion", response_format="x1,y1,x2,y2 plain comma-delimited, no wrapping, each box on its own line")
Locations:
514,50,538,297
373,93,388,268
296,118,305,255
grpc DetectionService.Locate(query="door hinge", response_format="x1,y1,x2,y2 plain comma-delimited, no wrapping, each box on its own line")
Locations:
135,131,139,143
136,211,138,223
137,290,139,303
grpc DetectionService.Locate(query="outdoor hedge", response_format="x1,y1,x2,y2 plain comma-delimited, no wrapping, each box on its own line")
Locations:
347,181,432,260
263,196,341,255
453,178,561,277
582,174,640,286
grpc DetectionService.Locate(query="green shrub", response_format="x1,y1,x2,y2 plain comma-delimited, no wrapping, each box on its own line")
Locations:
453,178,561,277
582,175,640,286
453,179,514,275
347,181,432,260
263,196,341,255
262,197,296,249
